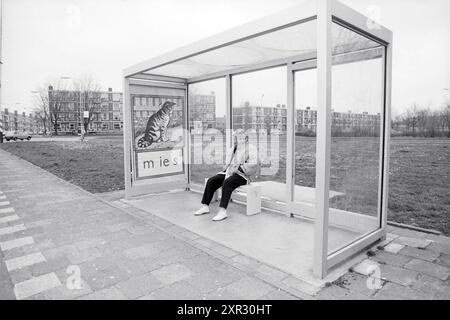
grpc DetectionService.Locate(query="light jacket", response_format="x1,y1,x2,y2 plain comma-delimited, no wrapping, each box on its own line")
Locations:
219,142,260,183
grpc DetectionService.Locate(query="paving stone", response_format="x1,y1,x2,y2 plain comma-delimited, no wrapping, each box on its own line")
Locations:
9,267,34,285
281,276,320,296
212,263,247,280
255,264,289,282
0,236,34,251
179,230,200,241
0,215,20,225
383,242,405,254
223,276,274,299
124,243,159,260
374,282,432,300
399,246,440,262
83,267,129,291
428,242,450,256
0,207,15,214
80,286,128,300
106,222,134,232
118,257,163,277
82,256,118,272
194,237,216,248
339,291,372,300
126,225,155,235
394,236,432,249
351,259,380,276
404,259,450,280
316,285,349,300
165,224,189,235
204,287,243,300
435,253,450,268
209,244,239,258
378,264,419,286
42,245,74,260
29,279,92,300
0,257,15,300
411,274,450,299
71,237,106,251
184,267,241,293
337,272,383,296
370,250,412,267
32,239,56,252
115,273,164,299
139,280,203,300
5,252,46,272
260,289,298,300
66,247,102,264
231,255,261,269
30,256,72,277
0,224,26,236
151,263,192,285
14,272,62,300
376,237,395,249
156,246,202,265
181,253,223,273
149,216,174,228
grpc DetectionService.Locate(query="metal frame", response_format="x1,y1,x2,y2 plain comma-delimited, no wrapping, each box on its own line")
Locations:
122,0,393,279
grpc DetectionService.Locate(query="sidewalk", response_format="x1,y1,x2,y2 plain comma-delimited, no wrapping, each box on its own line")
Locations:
0,149,298,300
1,148,449,300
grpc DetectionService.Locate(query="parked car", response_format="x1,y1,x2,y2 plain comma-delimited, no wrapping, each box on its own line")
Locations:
4,131,32,141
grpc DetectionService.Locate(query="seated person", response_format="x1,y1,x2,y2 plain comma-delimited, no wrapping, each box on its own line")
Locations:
193,130,260,221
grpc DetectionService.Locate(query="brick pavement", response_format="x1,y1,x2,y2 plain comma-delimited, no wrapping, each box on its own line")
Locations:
0,149,303,300
316,230,450,299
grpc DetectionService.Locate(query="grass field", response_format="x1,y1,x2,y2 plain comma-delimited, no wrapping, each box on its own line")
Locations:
0,136,125,194
1,136,449,235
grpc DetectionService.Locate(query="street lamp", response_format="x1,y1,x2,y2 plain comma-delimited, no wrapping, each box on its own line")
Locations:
61,76,85,141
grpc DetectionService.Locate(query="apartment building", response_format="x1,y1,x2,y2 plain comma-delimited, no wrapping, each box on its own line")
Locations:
233,103,381,136
0,108,41,133
48,87,123,134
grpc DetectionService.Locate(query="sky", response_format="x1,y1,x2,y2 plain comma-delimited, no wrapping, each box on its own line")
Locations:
1,0,450,117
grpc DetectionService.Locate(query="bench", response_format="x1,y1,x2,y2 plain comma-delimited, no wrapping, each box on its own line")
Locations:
204,178,261,216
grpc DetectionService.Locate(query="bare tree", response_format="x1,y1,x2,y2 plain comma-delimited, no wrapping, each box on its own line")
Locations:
32,85,51,135
48,82,71,136
415,105,429,136
442,103,450,137
77,76,103,134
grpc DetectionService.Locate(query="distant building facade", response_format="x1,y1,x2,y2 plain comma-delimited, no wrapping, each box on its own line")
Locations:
233,102,381,136
0,108,41,133
48,87,123,135
188,92,216,133
233,102,288,133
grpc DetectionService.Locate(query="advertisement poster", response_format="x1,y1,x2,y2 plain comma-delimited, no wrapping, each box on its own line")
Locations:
131,93,185,180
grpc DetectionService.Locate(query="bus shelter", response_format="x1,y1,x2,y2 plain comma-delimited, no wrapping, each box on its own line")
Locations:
122,0,392,279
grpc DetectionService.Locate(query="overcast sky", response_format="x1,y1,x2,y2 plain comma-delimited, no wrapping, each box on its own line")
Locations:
1,0,449,116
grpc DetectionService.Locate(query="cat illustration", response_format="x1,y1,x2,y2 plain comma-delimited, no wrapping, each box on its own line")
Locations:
137,101,175,148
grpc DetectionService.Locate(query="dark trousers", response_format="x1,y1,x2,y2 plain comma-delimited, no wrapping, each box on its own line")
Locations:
201,173,247,209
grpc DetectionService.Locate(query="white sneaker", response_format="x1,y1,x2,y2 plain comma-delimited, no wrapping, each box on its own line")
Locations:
194,205,210,216
212,208,228,221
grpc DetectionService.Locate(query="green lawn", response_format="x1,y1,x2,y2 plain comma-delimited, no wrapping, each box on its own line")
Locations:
1,136,449,235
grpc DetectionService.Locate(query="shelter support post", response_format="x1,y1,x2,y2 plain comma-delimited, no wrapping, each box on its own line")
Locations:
313,0,332,279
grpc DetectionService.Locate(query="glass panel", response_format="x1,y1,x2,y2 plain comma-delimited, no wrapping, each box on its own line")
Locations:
148,17,382,80
231,66,287,202
294,68,317,205
150,19,317,79
188,78,226,185
328,23,385,254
